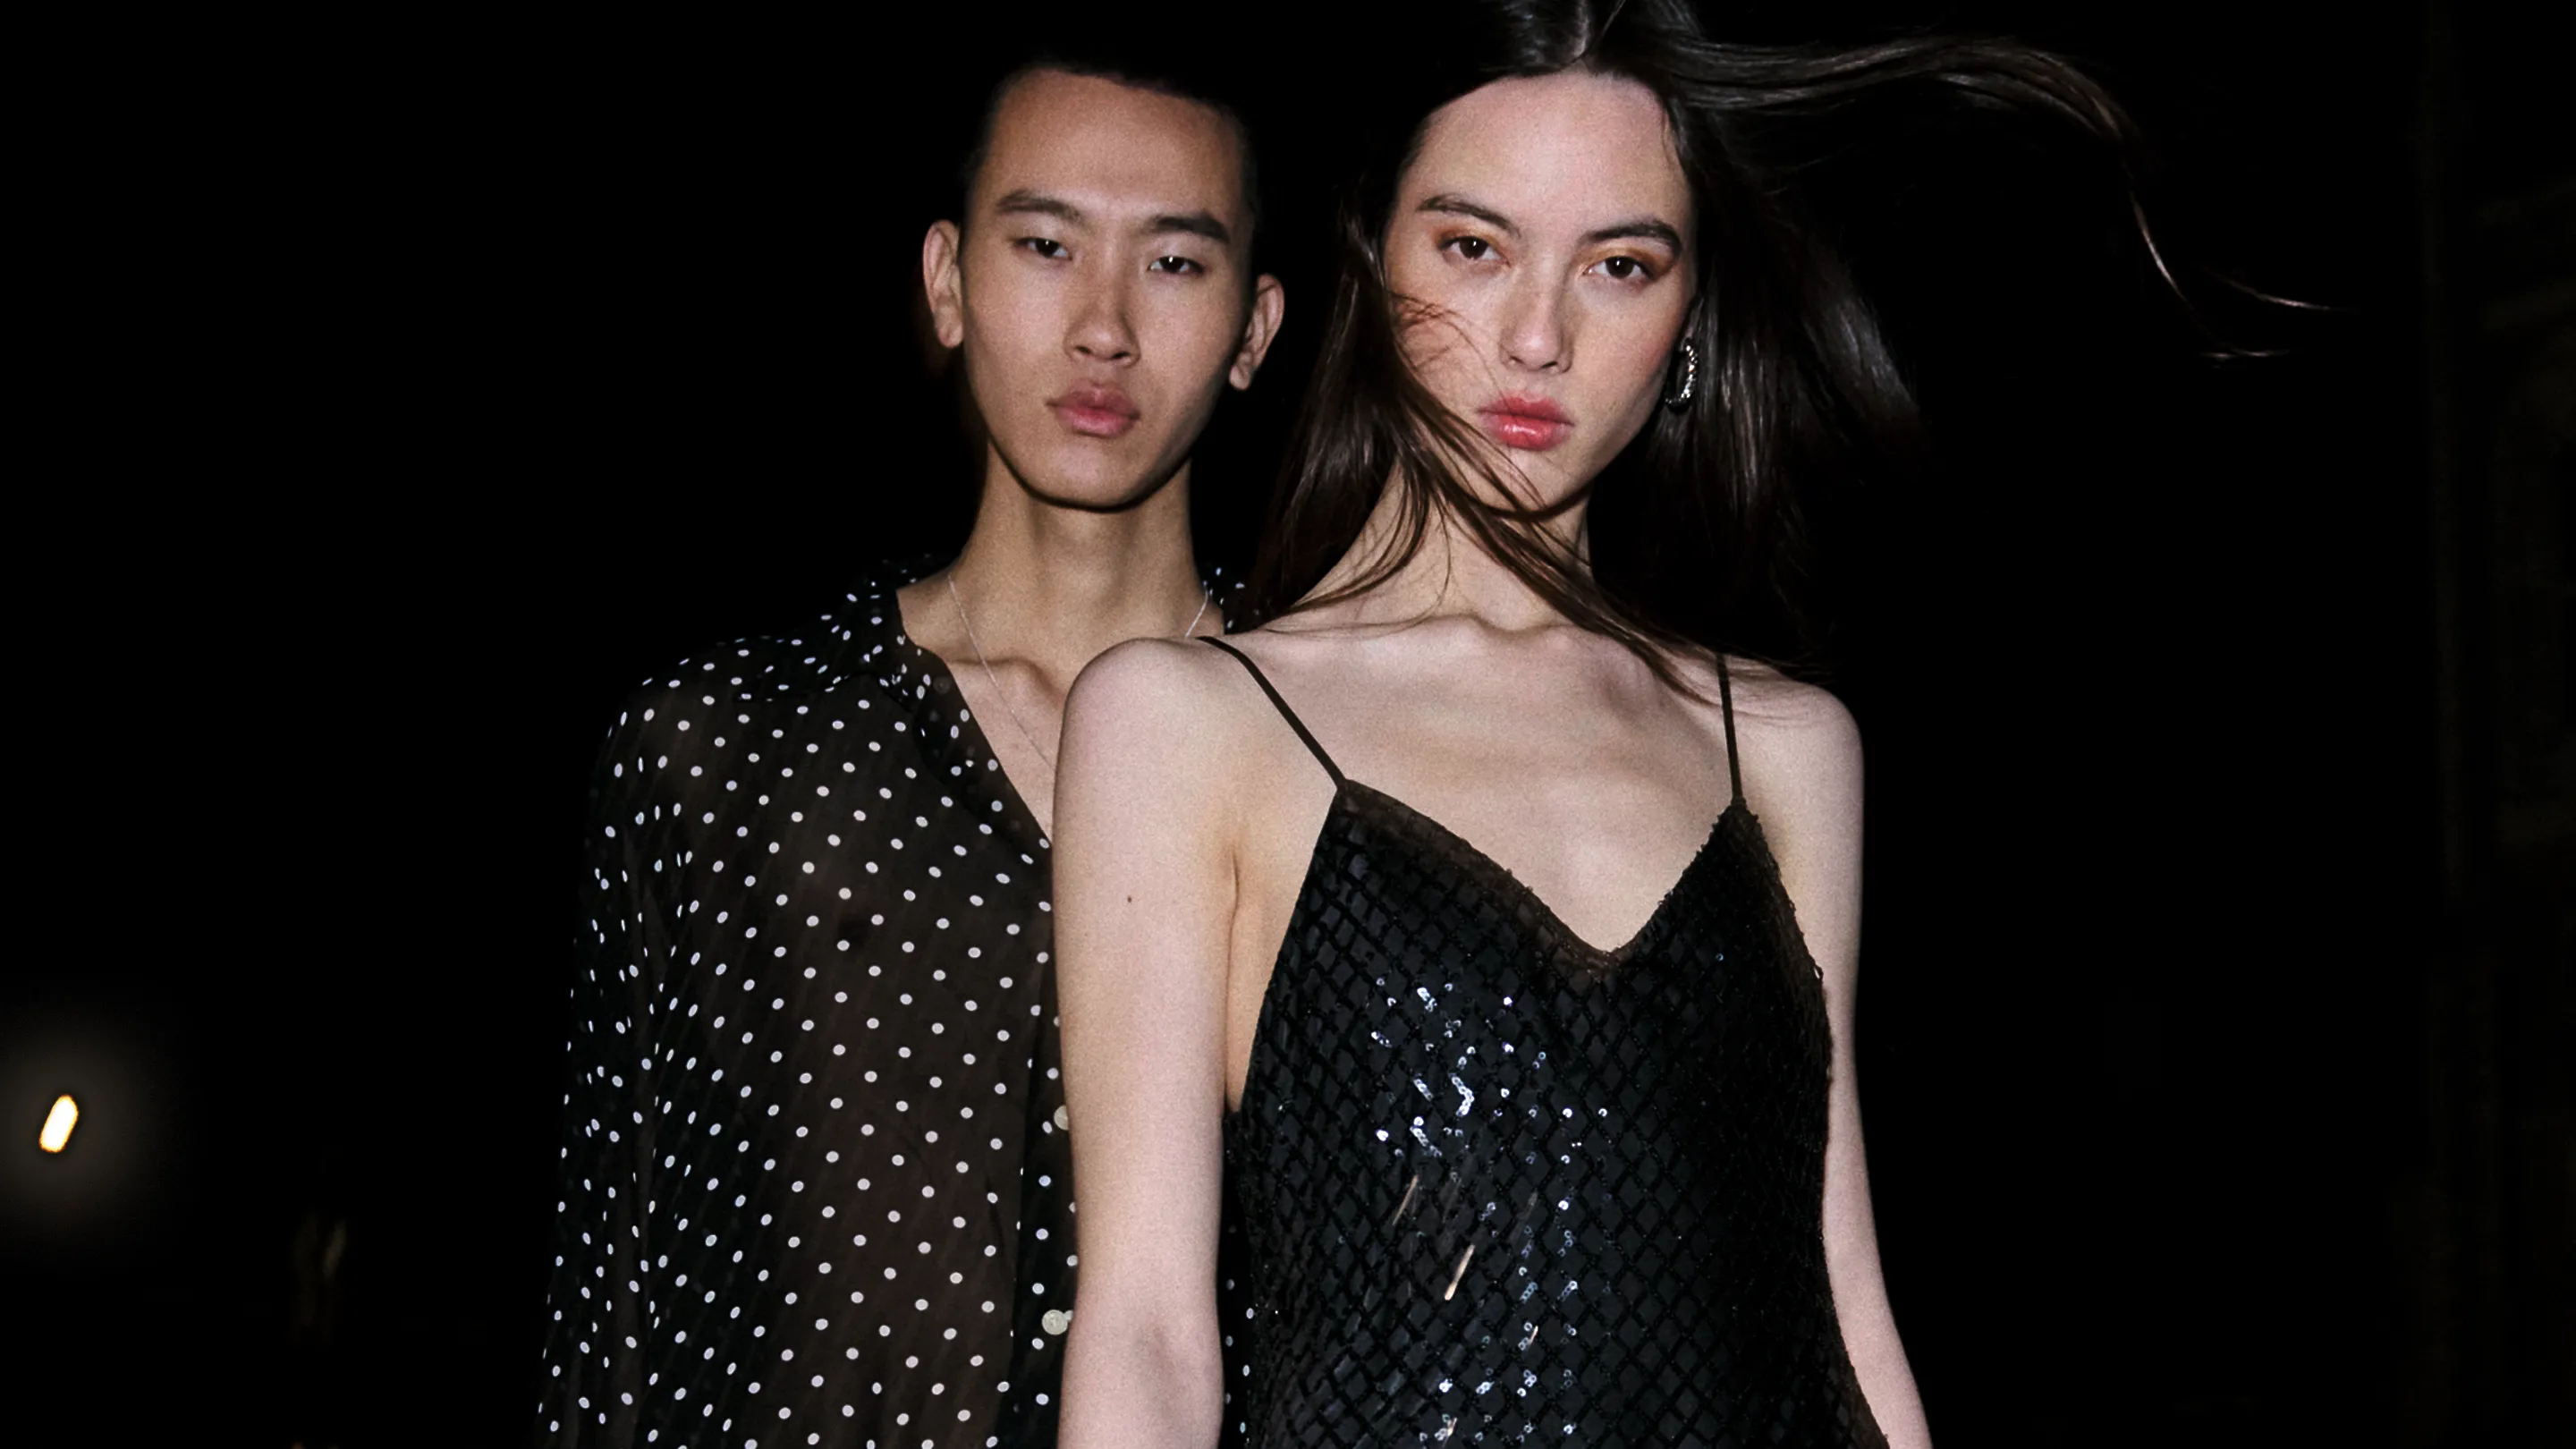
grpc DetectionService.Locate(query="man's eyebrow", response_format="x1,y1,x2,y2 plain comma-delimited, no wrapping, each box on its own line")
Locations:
1584,217,1685,251
992,191,1233,247
1146,211,1233,246
992,190,1085,224
1419,193,1518,235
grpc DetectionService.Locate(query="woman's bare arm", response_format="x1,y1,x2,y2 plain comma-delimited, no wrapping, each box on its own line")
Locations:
1747,677,1933,1449
1053,640,1241,1449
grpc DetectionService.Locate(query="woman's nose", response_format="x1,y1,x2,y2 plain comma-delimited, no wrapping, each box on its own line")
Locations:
1497,279,1569,373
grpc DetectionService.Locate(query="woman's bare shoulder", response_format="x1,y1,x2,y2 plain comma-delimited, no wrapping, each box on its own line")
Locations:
1069,635,1246,720
1060,635,1294,783
1674,652,1862,802
1725,658,1858,746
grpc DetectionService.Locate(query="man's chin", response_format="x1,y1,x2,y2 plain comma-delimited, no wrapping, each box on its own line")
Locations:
995,445,1186,514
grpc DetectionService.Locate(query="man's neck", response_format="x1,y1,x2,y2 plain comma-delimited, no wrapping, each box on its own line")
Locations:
928,449,1209,686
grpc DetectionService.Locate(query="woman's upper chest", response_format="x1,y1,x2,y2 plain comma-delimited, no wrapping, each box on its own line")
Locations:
1237,641,1735,955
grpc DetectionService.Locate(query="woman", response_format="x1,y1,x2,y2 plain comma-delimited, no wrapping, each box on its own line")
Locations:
1051,4,2165,1444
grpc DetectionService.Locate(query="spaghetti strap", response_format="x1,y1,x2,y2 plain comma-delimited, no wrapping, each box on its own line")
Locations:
1715,655,1744,806
1202,639,1345,787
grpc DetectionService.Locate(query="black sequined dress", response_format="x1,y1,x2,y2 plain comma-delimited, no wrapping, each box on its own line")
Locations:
1206,640,1888,1449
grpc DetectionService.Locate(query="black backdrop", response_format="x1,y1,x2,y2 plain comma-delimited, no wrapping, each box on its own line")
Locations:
5,4,2565,1446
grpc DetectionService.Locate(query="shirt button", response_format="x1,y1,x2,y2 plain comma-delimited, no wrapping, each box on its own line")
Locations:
1041,1309,1072,1335
1052,1106,1070,1131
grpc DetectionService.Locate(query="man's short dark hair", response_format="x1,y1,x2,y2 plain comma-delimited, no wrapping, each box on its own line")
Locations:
955,48,1263,245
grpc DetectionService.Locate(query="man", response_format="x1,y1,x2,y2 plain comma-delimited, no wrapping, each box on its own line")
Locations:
536,53,1282,1449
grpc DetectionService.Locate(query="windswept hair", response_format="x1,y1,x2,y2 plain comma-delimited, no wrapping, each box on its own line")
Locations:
1247,0,2193,682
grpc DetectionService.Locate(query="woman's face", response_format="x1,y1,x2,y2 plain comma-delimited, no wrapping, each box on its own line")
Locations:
1386,69,1696,510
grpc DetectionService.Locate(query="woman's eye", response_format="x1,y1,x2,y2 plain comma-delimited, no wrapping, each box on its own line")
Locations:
1018,237,1069,260
1597,256,1649,281
1149,255,1203,276
1444,235,1495,262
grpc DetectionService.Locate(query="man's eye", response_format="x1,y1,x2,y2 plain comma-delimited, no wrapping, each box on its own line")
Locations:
1018,238,1069,260
1149,256,1203,276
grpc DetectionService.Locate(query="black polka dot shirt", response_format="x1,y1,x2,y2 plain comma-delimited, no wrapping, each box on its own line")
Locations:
536,560,1109,1449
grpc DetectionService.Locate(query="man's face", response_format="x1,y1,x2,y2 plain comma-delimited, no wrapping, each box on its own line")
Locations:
927,70,1281,510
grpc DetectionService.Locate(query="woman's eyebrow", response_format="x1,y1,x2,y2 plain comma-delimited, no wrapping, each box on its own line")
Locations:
1584,218,1683,250
1419,193,1518,235
1420,194,1682,252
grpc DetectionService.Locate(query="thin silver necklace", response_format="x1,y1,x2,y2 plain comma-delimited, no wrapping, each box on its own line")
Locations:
946,572,1212,769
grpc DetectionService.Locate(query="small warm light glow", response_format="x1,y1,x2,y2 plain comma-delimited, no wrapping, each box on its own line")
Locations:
38,1095,78,1153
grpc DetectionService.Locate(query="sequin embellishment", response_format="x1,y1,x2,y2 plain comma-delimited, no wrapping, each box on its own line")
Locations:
1209,641,1887,1449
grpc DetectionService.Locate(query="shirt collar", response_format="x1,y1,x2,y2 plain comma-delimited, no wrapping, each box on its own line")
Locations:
828,553,1250,700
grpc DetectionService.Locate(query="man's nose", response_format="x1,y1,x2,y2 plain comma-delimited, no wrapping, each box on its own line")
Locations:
1066,270,1138,365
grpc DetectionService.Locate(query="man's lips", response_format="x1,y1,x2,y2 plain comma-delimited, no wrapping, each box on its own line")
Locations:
1478,394,1573,452
1048,386,1141,439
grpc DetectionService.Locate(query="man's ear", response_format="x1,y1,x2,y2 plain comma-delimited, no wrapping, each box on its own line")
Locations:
1228,274,1286,391
922,221,966,351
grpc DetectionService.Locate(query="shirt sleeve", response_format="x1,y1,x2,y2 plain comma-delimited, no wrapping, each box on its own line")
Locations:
535,695,685,1448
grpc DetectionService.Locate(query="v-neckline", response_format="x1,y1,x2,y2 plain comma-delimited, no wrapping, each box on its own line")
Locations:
1224,780,1760,1118
884,582,1055,854
881,563,1241,848
1337,776,1746,969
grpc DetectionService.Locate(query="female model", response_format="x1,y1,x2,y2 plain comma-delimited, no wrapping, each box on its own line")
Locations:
1050,4,2164,1444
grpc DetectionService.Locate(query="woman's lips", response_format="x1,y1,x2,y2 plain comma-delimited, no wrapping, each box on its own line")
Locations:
1478,394,1573,452
1048,386,1141,439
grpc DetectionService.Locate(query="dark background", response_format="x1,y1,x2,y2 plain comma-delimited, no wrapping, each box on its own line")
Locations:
5,3,2566,1445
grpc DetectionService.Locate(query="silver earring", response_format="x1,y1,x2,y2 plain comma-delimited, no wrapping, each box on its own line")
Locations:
1662,338,1699,411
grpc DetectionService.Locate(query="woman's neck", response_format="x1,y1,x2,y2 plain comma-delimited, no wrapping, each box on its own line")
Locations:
1304,469,1592,634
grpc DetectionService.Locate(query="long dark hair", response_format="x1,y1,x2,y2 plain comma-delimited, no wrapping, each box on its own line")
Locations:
1248,0,2187,682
